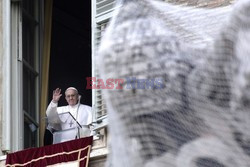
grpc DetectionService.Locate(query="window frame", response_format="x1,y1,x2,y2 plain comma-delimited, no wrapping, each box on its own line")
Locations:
10,0,43,151
91,0,117,132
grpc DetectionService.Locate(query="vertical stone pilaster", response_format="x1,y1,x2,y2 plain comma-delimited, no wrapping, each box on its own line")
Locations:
0,0,4,156
0,0,11,154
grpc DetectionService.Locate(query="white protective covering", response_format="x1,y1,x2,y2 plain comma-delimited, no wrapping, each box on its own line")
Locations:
98,0,250,166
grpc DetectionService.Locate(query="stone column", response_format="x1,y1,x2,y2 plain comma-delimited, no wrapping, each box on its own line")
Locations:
0,0,11,156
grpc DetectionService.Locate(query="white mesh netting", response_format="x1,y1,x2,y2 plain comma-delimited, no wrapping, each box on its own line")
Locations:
97,0,250,166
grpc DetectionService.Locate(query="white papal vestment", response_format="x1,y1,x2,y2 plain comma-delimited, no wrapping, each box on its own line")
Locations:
46,101,92,143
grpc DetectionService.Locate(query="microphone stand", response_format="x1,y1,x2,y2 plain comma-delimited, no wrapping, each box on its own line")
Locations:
75,95,81,139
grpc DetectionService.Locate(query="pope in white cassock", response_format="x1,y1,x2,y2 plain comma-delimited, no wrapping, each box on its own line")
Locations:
46,87,92,144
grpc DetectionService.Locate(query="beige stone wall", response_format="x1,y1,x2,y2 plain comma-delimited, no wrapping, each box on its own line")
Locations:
89,156,107,167
89,127,108,167
0,160,5,167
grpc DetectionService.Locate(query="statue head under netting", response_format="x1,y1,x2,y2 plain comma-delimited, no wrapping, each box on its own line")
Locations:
97,0,250,166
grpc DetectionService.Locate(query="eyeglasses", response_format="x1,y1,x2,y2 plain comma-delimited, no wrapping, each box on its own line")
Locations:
65,94,77,99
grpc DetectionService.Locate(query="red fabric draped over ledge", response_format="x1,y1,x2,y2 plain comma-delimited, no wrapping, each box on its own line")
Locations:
5,136,93,167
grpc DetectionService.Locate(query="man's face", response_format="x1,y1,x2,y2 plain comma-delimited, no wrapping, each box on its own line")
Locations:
65,89,79,106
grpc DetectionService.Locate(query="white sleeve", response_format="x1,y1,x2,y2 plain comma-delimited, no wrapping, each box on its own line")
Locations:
46,101,63,124
87,106,93,125
46,101,58,116
78,105,93,125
